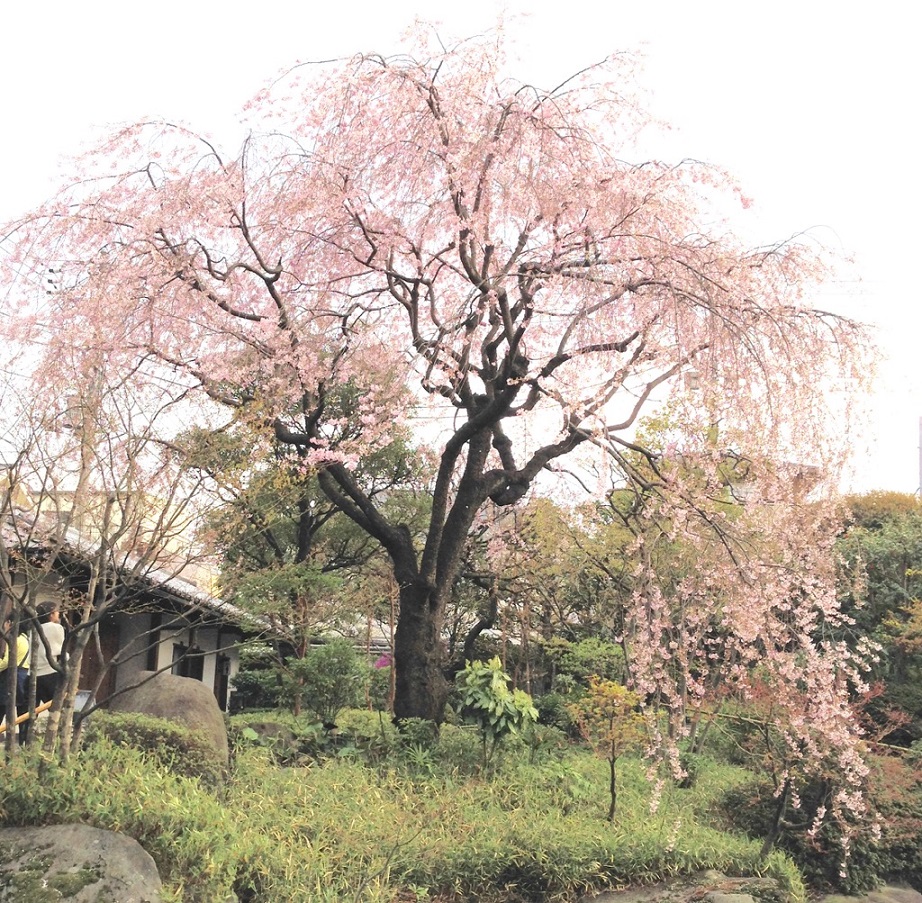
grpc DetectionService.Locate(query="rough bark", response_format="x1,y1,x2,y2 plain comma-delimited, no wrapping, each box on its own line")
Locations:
393,580,451,723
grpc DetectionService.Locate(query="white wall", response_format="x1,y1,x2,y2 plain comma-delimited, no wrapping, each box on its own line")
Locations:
112,611,241,710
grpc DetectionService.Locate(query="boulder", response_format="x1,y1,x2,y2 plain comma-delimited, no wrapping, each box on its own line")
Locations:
0,823,162,902
107,670,229,773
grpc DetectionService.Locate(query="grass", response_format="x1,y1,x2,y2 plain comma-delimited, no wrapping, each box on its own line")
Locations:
0,712,806,902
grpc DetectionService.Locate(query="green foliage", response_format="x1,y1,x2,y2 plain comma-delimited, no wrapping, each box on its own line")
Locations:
82,711,226,786
367,663,392,712
718,776,881,895
0,742,241,902
845,491,922,530
522,722,571,765
229,563,343,631
543,636,626,685
0,729,816,902
837,490,922,741
287,638,369,726
429,723,484,775
394,716,439,750
229,641,284,712
535,689,579,734
457,657,538,767
227,665,282,712
228,710,329,764
334,707,402,764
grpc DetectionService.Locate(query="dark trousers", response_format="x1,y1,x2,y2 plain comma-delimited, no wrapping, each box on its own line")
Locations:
0,668,29,742
20,669,63,743
35,672,61,705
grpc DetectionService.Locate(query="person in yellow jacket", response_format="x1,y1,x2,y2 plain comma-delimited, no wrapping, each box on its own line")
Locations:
0,614,31,741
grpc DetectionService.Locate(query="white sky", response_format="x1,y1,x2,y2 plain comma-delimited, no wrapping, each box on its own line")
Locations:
1,0,917,494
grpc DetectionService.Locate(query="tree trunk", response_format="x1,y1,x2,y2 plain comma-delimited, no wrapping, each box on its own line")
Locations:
760,777,791,860
393,581,450,723
42,622,97,760
608,755,618,822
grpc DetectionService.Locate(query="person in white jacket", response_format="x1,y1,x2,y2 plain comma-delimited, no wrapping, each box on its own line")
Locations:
32,601,65,706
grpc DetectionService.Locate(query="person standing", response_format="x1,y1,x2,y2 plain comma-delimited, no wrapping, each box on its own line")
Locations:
18,602,66,744
32,601,65,707
0,614,30,741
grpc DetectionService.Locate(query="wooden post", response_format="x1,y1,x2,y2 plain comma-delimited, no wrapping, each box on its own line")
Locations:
0,699,53,734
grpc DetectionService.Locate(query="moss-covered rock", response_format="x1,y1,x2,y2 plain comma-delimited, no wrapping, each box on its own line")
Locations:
0,825,161,902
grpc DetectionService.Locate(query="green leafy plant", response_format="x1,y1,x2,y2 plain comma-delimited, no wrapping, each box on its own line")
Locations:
0,742,242,901
227,642,283,712
288,638,369,727
396,716,439,750
457,657,538,769
228,711,328,764
523,722,570,764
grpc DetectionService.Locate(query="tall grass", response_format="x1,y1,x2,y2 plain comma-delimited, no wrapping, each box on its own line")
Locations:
0,713,805,902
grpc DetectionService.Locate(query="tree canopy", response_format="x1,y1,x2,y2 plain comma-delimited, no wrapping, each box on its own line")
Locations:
1,23,873,802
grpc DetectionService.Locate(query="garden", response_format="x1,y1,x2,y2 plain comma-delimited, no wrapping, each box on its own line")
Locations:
4,626,921,903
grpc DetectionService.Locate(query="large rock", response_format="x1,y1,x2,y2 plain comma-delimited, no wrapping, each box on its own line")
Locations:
0,824,162,902
107,670,229,774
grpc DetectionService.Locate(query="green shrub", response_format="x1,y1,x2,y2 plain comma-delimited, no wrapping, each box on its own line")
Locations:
228,710,328,765
332,707,400,763
718,775,881,894
0,742,241,902
229,708,403,767
336,707,397,742
432,723,484,774
522,722,570,764
535,689,579,734
395,716,438,749
865,752,922,890
542,636,626,686
367,663,392,712
0,747,80,825
228,641,284,712
227,666,282,713
83,711,226,786
288,639,369,726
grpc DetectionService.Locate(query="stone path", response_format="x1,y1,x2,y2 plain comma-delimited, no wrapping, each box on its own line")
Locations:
818,888,922,903
584,872,922,903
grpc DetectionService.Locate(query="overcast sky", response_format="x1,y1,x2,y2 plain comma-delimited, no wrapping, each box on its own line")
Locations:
1,0,916,493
